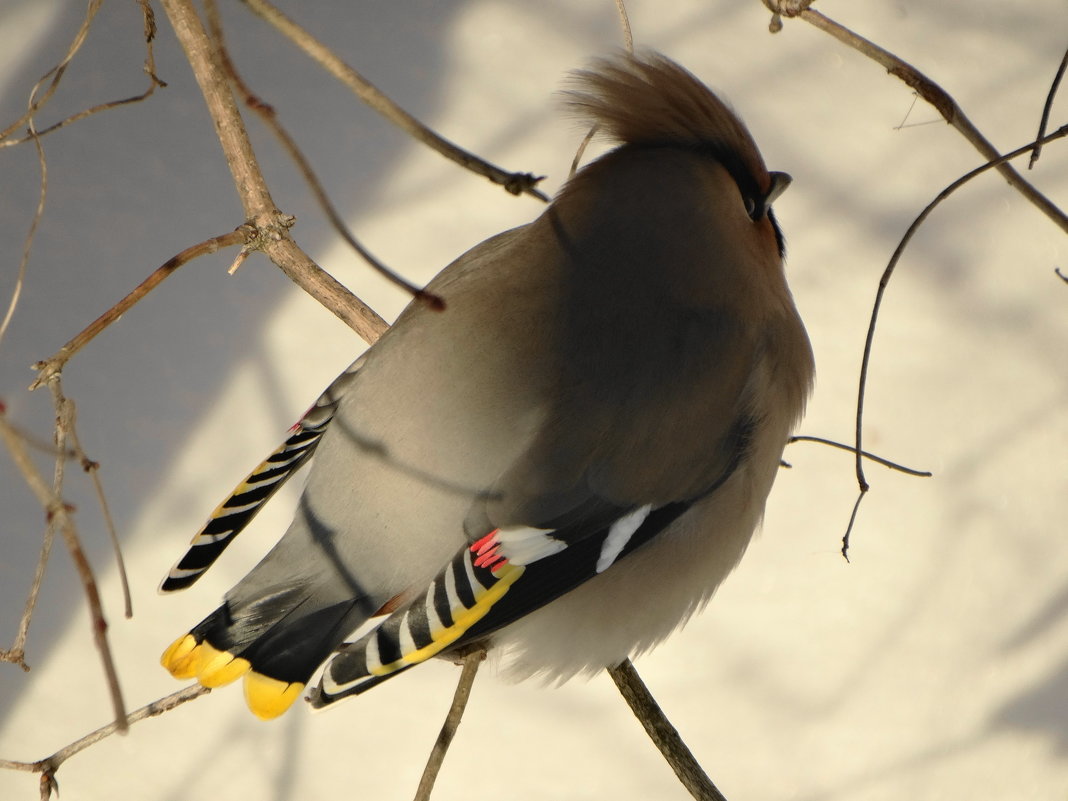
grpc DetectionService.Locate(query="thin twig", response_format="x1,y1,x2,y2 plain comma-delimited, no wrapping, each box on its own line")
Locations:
0,526,54,670
48,380,128,733
0,526,55,670
614,0,635,53
1,81,168,149
849,125,1068,554
239,0,548,202
0,406,59,672
893,93,921,130
0,684,210,793
787,435,932,477
764,1,1068,235
0,382,128,732
0,416,75,458
1030,46,1068,169
569,124,600,180
0,0,104,142
0,0,166,149
0,114,46,350
569,0,634,179
413,649,484,801
856,124,1068,485
840,491,865,562
202,0,443,310
0,0,164,145
760,0,1068,556
608,660,728,801
30,229,246,390
65,405,132,619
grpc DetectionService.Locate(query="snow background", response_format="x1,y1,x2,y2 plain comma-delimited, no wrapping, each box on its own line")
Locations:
1,1,1066,799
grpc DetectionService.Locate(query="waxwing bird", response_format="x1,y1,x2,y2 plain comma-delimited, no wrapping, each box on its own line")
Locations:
160,51,814,720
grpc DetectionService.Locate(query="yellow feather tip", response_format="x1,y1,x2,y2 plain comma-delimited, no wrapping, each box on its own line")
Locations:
160,634,199,679
198,651,251,688
244,671,304,720
161,636,251,687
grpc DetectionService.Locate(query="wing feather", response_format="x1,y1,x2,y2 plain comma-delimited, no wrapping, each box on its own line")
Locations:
310,498,695,707
159,356,364,593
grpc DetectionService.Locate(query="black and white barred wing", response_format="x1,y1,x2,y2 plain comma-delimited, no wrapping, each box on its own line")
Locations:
159,356,364,593
310,500,690,707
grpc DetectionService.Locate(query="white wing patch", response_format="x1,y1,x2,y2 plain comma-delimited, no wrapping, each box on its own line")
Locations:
597,504,653,574
363,627,383,674
495,526,567,566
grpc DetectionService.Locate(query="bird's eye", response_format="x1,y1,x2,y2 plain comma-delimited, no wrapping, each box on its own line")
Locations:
745,172,792,223
743,195,758,220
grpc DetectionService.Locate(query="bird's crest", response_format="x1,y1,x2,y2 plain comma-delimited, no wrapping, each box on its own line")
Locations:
564,51,772,196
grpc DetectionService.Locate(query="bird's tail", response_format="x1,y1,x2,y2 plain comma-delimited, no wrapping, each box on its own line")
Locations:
161,587,364,719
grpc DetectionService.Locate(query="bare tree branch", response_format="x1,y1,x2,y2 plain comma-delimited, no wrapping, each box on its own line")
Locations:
763,0,1068,235
64,405,131,620
0,0,105,142
847,125,1068,555
0,684,210,798
614,0,635,54
0,0,164,148
159,0,389,344
202,0,442,310
0,408,58,673
0,379,128,733
608,660,728,801
47,380,128,732
413,649,484,801
787,435,932,477
569,0,635,179
0,117,45,351
1030,46,1068,169
30,229,247,390
239,0,548,202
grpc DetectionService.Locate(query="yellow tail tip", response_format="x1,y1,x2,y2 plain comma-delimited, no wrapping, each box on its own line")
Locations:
198,650,252,688
160,634,199,679
244,671,304,720
161,636,250,687
162,636,301,719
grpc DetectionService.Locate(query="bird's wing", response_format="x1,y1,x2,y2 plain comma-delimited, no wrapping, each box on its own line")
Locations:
310,415,752,707
158,356,365,592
